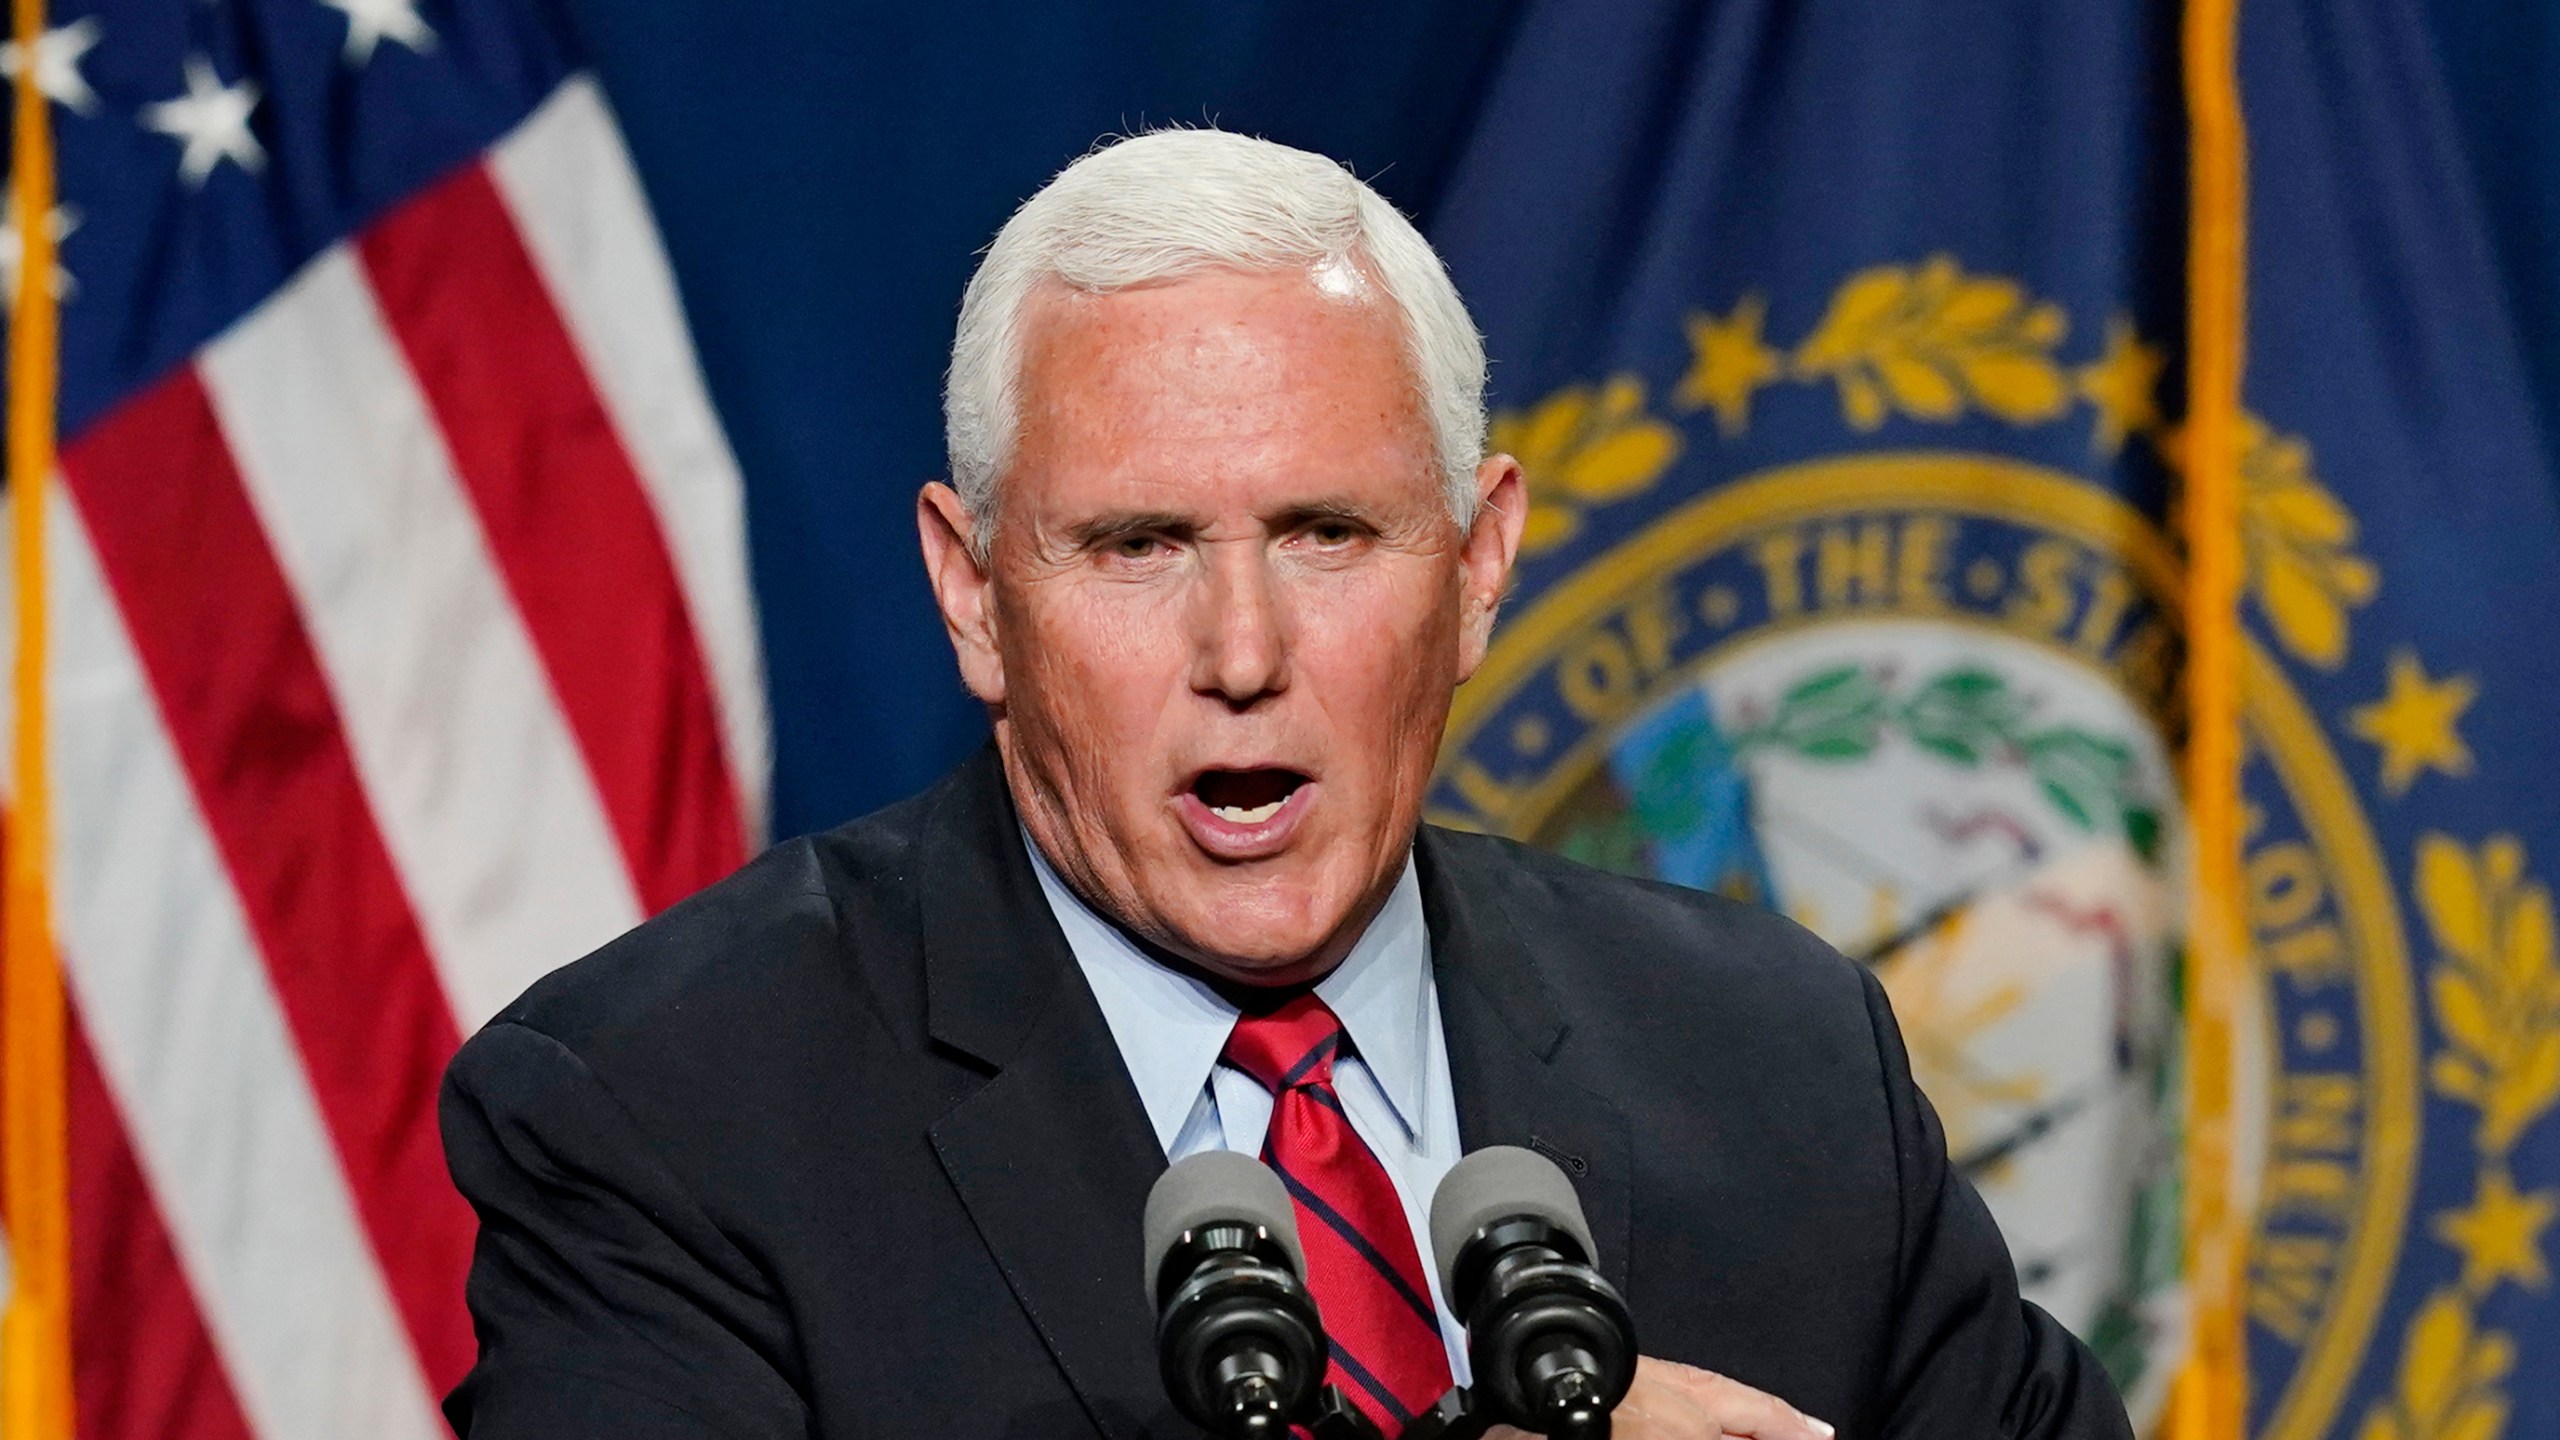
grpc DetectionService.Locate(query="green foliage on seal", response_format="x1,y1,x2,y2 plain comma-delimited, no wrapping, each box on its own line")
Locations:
1729,663,2165,862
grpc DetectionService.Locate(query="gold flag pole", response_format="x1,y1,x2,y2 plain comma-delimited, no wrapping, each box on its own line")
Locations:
2,0,72,1429
2173,0,2250,1434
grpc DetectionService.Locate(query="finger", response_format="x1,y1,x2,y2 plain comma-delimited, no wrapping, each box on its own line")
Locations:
1640,1357,1835,1440
1614,1373,1716,1440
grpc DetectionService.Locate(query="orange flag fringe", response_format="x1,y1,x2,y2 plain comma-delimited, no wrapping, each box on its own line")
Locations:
2172,0,2251,1435
3,0,73,1428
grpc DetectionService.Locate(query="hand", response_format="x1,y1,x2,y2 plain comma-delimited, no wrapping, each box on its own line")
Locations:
1485,1356,1836,1439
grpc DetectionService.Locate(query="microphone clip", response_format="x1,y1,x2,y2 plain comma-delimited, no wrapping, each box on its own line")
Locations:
1400,1379,1609,1440
1304,1384,1389,1440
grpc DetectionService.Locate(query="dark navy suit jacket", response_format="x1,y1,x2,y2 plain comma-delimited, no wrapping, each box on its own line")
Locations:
439,747,2130,1439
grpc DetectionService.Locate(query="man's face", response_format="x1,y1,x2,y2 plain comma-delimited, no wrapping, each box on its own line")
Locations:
919,266,1523,986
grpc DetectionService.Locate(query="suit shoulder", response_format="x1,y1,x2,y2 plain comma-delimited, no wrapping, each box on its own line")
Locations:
1424,824,1872,1017
486,786,940,1055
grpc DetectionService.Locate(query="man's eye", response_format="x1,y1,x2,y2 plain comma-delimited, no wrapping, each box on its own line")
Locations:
1305,521,1360,546
1109,534,1165,559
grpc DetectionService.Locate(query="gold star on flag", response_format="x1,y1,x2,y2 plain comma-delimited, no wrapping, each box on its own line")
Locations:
2074,317,2164,455
2432,1168,2557,1294
2349,649,2477,796
1675,294,1782,437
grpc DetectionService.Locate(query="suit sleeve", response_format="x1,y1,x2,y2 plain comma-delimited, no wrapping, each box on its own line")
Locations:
439,1021,811,1439
1858,968,2135,1440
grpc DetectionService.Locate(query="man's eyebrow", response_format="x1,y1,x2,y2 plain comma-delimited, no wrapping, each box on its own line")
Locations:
1062,510,1197,547
1269,496,1386,526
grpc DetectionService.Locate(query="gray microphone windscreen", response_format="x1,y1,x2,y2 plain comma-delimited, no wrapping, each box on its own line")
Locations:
1428,1145,1597,1299
1142,1150,1305,1300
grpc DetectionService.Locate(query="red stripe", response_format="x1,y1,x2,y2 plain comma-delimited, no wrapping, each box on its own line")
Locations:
358,163,746,914
69,1002,257,1440
59,369,477,1392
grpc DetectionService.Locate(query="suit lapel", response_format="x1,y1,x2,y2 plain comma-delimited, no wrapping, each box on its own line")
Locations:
919,750,1173,1439
1416,828,1634,1297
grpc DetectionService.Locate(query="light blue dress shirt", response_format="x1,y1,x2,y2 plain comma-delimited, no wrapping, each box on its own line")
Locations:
1022,833,1472,1380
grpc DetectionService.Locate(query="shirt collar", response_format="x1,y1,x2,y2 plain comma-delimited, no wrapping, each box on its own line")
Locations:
1311,858,1432,1139
1022,829,1433,1152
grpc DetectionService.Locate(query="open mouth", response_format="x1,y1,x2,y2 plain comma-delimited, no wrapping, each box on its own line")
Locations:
1189,768,1309,826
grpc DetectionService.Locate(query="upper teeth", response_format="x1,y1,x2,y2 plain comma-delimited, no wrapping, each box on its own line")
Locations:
1211,800,1285,825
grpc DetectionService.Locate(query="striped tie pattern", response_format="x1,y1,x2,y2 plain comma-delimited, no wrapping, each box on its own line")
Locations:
1223,995,1454,1434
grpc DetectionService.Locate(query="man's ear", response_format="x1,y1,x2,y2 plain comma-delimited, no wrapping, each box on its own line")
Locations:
917,482,1006,706
1455,454,1527,682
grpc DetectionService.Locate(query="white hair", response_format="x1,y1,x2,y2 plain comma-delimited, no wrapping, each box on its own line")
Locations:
944,128,1488,550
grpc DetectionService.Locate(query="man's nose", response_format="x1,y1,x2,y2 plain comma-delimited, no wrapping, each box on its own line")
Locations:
1189,543,1289,706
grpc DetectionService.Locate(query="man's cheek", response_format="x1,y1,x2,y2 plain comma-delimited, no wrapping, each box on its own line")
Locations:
1097,582,1201,666
1035,598,1175,702
1295,574,1429,658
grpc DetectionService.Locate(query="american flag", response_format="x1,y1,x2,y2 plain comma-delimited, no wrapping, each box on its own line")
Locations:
2,0,766,1435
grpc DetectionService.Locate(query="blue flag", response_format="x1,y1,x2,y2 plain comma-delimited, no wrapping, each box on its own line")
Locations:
2235,4,2560,1439
1421,1,2560,1436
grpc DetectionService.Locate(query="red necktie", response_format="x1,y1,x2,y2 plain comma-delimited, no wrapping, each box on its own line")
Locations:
1222,995,1453,1434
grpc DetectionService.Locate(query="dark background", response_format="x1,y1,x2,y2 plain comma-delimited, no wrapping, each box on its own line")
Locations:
557,0,2554,841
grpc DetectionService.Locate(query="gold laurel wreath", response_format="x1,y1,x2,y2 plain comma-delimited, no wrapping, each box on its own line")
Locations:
2237,417,2381,671
1492,374,1684,554
2161,414,2382,671
2418,835,2560,1155
2358,835,2560,1440
1486,255,2380,669
1790,254,2073,430
2355,1291,2515,1440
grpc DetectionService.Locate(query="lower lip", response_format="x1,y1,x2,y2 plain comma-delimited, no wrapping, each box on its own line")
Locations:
1175,781,1317,860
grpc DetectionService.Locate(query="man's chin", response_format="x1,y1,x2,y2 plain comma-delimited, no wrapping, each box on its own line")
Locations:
1143,879,1377,987
1175,945,1343,990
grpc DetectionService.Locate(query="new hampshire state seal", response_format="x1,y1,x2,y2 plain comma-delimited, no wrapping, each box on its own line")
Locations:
1433,426,2416,1438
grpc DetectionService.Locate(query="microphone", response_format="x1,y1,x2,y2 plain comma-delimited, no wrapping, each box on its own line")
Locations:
1143,1151,1329,1439
1427,1147,1637,1440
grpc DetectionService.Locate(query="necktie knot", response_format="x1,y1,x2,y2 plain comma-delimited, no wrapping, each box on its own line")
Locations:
1220,992,1344,1093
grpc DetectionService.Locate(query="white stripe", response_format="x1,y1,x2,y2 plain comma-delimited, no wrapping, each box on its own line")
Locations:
43,489,447,1440
200,250,645,1030
492,75,773,841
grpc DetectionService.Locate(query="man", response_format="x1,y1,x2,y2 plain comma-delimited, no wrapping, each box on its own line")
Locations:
441,129,2130,1439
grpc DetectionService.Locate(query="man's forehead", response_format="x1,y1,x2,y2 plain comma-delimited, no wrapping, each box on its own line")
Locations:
1016,265,1400,363
1003,268,1437,509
